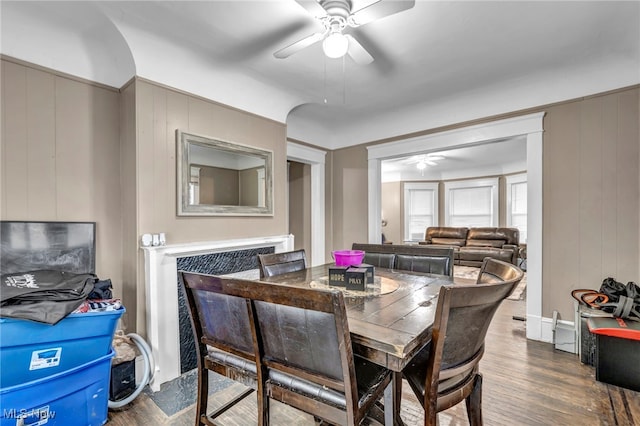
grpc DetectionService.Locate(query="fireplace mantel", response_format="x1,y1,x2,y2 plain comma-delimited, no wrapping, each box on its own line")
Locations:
142,234,294,391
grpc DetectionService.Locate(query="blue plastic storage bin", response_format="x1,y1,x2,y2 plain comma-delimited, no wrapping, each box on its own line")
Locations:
0,349,114,426
0,308,124,388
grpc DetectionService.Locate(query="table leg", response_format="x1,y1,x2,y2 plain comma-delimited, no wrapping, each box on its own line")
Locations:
383,382,392,425
383,371,406,426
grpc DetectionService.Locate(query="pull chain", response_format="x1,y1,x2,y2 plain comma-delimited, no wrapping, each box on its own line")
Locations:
323,56,328,104
342,54,346,104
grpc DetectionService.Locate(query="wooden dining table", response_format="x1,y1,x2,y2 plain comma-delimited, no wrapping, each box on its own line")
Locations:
260,263,454,425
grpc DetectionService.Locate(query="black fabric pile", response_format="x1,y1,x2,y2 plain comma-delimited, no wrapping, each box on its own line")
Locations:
1,269,95,324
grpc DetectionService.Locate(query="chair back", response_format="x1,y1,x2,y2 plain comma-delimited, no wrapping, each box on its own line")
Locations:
180,271,262,424
351,243,396,268
403,260,523,424
249,281,362,422
257,249,308,278
182,273,390,425
180,271,257,367
430,267,522,407
438,278,520,371
351,243,454,276
476,257,523,284
394,246,454,277
440,259,522,371
250,280,393,424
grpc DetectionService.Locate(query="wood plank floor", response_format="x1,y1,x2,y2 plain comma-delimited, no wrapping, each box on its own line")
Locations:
107,299,640,425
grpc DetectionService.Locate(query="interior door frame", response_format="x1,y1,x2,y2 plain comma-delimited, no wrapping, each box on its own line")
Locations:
366,112,546,342
287,141,327,266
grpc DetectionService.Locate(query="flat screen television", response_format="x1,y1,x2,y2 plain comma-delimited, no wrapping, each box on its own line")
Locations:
0,221,96,274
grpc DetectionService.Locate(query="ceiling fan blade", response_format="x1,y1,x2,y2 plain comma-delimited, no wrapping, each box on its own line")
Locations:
274,31,325,58
403,155,422,164
349,0,415,26
294,0,328,18
345,34,373,65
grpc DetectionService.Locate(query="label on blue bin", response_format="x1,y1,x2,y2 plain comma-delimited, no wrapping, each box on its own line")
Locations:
29,348,62,370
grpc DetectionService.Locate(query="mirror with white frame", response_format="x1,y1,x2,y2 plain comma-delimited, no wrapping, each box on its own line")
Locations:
176,130,273,216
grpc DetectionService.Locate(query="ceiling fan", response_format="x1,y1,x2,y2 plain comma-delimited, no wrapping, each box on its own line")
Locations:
274,0,415,65
404,154,446,167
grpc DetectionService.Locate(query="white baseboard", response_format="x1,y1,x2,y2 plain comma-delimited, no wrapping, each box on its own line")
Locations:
526,314,577,354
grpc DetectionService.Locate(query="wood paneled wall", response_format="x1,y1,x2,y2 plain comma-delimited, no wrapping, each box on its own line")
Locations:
133,79,288,334
1,59,123,302
120,80,138,332
134,79,287,245
543,88,639,319
1,62,288,334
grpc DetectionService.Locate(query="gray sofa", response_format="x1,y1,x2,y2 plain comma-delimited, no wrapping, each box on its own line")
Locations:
418,227,520,267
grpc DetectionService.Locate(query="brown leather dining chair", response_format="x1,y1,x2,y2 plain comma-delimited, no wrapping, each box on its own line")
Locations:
250,279,393,426
180,271,262,426
393,246,455,277
257,249,308,278
402,259,524,426
476,256,523,284
350,243,455,276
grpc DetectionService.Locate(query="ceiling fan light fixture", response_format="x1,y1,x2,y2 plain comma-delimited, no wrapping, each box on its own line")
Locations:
416,161,427,170
322,32,349,58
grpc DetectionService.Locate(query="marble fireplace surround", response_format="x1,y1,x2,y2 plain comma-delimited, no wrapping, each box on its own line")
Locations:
142,235,294,391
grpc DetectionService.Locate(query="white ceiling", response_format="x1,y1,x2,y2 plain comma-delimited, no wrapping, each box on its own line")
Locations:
381,136,527,181
1,0,639,152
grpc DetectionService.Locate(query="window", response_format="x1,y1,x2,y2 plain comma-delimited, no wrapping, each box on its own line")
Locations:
444,178,498,227
403,182,438,242
506,173,527,242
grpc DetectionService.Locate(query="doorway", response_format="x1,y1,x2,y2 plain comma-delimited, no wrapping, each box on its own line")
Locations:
367,112,546,342
380,138,528,244
287,142,327,266
288,160,312,258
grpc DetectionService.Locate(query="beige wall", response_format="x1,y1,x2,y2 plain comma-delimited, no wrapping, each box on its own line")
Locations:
543,89,639,319
194,165,261,206
120,80,138,332
198,165,239,205
134,78,288,333
381,181,401,243
288,161,311,257
134,79,287,243
239,167,261,206
330,144,370,249
332,86,639,321
0,61,289,335
1,58,124,307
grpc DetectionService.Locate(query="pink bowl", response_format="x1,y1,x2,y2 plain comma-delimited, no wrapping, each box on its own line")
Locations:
332,250,365,266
